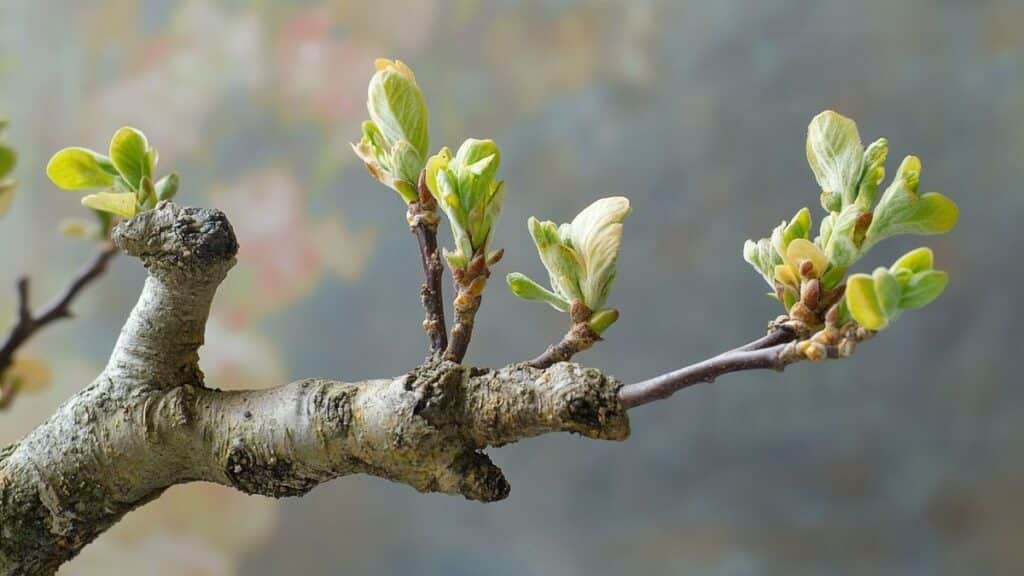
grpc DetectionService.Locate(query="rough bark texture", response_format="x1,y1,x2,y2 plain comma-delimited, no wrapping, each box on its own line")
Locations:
0,202,629,575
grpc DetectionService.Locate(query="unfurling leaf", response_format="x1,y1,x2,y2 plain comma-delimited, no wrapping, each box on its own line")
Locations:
567,196,631,309
518,197,631,317
528,216,583,304
845,273,888,331
891,246,933,274
587,308,620,334
899,270,948,309
785,238,828,279
155,173,179,202
367,59,429,162
109,127,151,189
82,191,138,218
354,59,429,202
506,272,570,311
855,138,888,210
46,148,117,190
807,110,864,210
426,139,505,268
743,238,782,288
865,156,958,245
872,268,901,318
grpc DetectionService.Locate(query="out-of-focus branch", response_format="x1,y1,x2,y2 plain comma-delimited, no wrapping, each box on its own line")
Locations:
0,242,117,410
408,173,447,355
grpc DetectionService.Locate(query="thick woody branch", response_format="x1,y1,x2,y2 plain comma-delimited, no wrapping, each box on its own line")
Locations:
0,202,628,575
0,243,117,410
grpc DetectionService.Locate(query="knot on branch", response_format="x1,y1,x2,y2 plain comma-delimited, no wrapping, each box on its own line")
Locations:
112,201,238,280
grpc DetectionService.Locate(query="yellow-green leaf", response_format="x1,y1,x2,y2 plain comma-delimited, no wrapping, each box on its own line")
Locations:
785,238,828,278
82,191,137,218
900,270,948,309
109,127,151,189
774,264,798,289
866,156,958,244
806,110,864,209
367,59,429,165
506,272,570,311
891,247,933,274
845,273,888,330
872,268,901,318
587,308,620,334
46,147,117,190
155,173,179,202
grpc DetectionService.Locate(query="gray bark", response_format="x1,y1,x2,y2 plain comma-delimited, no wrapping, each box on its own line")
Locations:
0,202,629,575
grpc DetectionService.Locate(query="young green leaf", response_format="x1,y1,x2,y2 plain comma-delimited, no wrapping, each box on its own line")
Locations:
506,272,571,311
529,216,583,303
565,196,631,310
871,268,902,318
81,191,138,218
865,156,958,245
806,110,864,209
46,148,117,190
785,238,828,278
855,138,888,210
587,308,620,334
845,273,888,331
155,173,179,202
899,270,948,309
367,59,429,168
890,247,933,274
109,127,151,190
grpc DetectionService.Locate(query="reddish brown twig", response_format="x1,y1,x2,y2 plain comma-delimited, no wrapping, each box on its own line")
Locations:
408,173,447,356
0,242,118,409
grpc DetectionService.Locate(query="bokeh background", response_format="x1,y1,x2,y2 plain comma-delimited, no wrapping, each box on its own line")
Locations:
0,0,1020,574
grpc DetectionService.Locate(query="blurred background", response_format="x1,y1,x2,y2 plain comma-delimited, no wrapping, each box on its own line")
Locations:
0,0,1019,574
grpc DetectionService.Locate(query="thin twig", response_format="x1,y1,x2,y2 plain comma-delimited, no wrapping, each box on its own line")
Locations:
618,342,793,409
0,242,118,409
528,303,602,369
618,325,866,409
726,327,796,353
408,178,447,355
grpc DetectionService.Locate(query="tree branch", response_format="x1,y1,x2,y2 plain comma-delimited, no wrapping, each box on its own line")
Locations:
0,243,117,410
617,325,866,409
0,202,872,574
0,203,629,574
